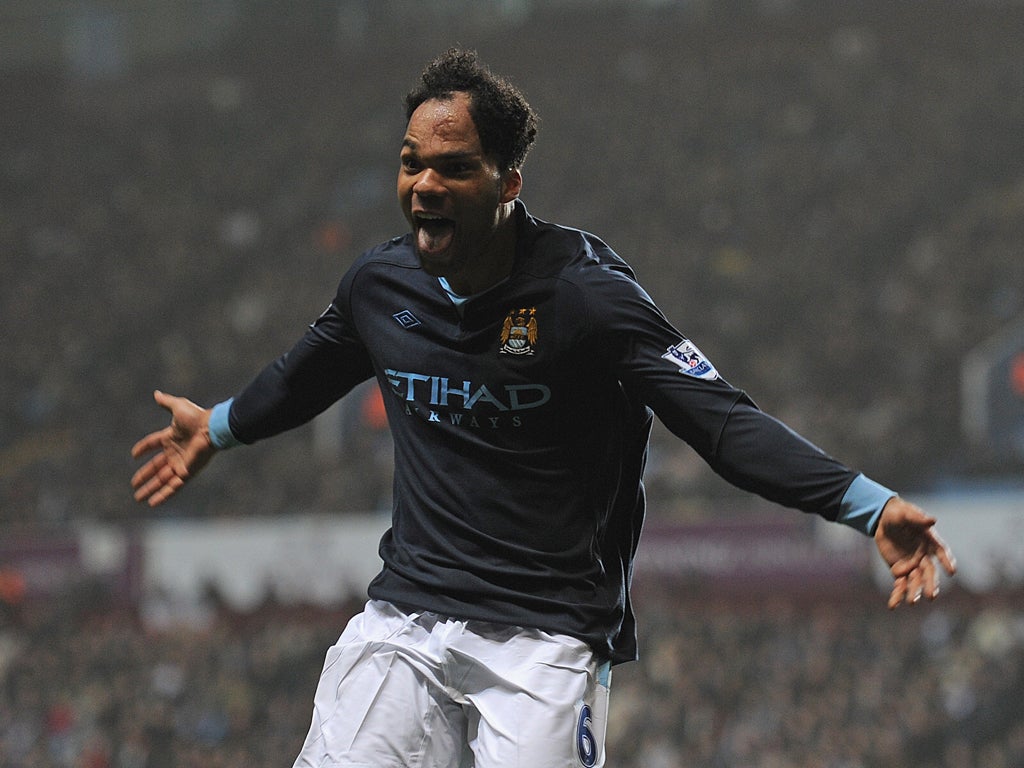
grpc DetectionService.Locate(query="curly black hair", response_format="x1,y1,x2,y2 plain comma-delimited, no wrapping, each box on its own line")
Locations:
404,48,538,171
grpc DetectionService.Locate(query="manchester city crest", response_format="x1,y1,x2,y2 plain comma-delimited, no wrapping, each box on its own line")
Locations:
499,307,538,355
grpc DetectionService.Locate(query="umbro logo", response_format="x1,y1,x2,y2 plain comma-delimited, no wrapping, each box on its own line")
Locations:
392,309,421,329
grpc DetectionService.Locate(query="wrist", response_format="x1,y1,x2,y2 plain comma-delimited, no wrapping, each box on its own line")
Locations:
208,398,242,449
838,474,896,536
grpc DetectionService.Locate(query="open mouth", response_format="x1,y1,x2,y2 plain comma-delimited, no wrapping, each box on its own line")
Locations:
415,213,456,258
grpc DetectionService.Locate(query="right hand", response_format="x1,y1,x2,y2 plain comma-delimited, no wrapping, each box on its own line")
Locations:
131,390,216,507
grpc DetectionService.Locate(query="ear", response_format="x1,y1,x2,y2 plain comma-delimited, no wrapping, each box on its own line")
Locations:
500,168,523,204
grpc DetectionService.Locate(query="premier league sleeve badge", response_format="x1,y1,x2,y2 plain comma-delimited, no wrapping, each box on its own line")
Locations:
661,339,720,380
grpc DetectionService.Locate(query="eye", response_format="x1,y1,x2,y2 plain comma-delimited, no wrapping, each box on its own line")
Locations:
444,161,475,180
401,154,421,173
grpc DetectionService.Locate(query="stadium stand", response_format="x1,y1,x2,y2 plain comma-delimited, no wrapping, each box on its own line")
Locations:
2,0,1024,526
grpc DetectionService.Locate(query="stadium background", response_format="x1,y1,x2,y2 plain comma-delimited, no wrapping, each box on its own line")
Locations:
1,1,1023,766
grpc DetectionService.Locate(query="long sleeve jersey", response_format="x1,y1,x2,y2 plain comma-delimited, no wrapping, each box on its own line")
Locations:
210,201,893,664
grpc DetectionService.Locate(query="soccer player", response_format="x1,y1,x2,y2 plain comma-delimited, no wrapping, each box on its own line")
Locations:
131,48,956,768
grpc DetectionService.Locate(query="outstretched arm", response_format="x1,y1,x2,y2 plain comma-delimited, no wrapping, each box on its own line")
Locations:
874,496,957,609
131,390,217,507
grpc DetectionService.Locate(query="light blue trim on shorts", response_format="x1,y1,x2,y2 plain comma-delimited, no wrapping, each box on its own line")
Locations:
596,660,611,688
208,398,242,449
838,474,896,536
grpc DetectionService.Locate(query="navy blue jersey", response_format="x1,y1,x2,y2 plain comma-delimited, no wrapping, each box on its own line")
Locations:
224,202,861,663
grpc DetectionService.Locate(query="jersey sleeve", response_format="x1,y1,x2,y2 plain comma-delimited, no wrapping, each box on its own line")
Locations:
225,264,376,444
582,256,865,524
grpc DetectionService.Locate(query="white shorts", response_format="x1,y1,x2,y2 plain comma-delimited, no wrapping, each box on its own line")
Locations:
293,600,612,768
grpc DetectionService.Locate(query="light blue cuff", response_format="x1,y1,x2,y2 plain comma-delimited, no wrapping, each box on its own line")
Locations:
208,398,242,450
838,474,896,536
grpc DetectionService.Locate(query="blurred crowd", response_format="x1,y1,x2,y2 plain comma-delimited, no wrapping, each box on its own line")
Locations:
1,583,1022,768
614,586,1024,768
3,0,1024,526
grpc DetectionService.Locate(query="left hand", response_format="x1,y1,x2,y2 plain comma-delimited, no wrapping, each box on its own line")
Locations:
131,391,216,507
874,497,957,609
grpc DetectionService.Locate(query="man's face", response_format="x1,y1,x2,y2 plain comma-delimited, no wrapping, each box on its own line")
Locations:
398,92,521,292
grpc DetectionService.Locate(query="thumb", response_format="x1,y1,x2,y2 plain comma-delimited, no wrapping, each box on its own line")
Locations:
153,390,177,412
883,497,936,529
899,509,937,531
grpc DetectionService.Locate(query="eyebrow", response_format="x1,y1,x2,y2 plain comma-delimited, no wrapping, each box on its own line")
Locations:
401,140,479,162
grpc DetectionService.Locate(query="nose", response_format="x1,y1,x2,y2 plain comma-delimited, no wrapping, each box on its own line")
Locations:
412,168,445,197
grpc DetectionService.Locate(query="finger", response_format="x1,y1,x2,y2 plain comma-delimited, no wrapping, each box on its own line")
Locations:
134,460,184,505
133,470,166,502
131,429,169,459
889,547,927,579
131,453,165,490
909,510,937,528
906,562,924,605
132,453,176,499
133,477,157,503
153,389,175,411
922,556,940,601
888,575,908,610
884,498,935,528
910,556,939,603
930,531,957,576
148,473,185,507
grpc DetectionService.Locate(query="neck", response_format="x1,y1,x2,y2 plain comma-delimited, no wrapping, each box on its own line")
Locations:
448,201,518,295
